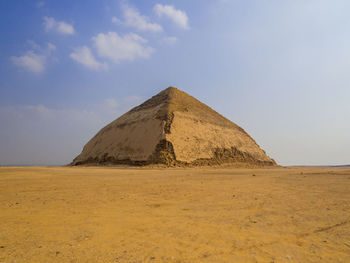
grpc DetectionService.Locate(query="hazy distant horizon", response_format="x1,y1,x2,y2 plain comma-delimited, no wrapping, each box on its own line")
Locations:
1,162,350,168
1,0,349,166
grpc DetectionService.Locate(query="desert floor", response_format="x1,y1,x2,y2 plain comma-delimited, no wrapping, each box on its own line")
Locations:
0,166,349,263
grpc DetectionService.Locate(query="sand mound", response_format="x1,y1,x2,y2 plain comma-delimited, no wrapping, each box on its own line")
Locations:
71,87,276,166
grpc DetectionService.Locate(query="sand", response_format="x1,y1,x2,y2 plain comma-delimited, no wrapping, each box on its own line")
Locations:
0,166,349,262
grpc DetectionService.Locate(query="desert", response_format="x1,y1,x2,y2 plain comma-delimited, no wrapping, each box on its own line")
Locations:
1,166,349,262
2,1,350,262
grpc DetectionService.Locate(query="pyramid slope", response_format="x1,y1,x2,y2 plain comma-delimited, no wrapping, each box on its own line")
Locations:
72,87,276,166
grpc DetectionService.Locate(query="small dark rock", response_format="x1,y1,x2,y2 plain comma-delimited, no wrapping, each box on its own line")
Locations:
0,246,4,248
252,174,256,177
56,251,60,255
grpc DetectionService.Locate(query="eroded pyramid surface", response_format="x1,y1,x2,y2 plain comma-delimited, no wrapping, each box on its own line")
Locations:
72,87,276,166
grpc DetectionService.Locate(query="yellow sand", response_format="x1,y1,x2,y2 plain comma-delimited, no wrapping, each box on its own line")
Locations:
0,166,349,262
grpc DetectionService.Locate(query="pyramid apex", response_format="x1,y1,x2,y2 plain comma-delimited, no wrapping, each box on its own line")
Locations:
161,86,180,94
167,86,177,90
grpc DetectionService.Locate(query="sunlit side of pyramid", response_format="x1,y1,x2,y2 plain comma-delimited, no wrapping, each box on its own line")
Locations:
71,87,276,166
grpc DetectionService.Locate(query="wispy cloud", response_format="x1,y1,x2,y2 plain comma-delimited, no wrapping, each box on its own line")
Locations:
47,42,56,51
43,16,75,35
154,4,189,30
36,1,45,8
161,36,178,45
112,16,121,24
70,46,108,71
92,32,154,63
0,97,143,165
114,4,162,32
10,42,56,74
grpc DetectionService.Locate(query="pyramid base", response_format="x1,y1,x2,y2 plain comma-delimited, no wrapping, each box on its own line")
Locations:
71,140,276,167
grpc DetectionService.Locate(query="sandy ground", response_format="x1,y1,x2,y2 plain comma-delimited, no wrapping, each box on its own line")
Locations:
0,166,349,262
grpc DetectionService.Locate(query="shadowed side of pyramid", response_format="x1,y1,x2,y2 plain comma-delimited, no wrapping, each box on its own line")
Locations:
71,87,276,166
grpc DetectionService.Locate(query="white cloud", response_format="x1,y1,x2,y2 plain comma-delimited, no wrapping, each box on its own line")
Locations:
11,51,45,74
121,4,162,32
10,42,56,74
70,46,108,71
154,4,189,30
43,16,75,35
56,22,75,35
92,32,154,63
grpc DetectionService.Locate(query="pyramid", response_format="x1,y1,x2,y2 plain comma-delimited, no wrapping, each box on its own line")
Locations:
71,87,276,166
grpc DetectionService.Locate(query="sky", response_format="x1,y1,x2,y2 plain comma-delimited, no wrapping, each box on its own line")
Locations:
0,0,349,166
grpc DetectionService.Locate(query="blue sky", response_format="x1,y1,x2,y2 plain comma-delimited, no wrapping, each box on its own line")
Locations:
0,0,349,166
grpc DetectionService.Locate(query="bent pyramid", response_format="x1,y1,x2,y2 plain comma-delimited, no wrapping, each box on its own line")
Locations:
72,87,276,166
